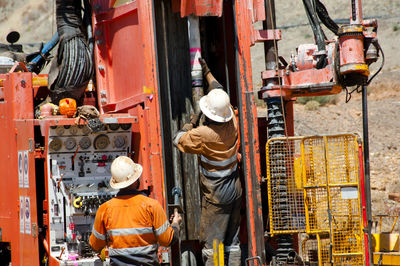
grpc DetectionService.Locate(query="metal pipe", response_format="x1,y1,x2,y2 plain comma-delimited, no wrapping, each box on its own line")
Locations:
358,138,370,266
362,85,374,266
263,0,277,73
222,12,230,95
187,15,203,115
350,0,363,25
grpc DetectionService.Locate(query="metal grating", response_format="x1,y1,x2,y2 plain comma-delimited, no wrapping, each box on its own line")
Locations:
266,134,365,263
302,134,364,264
266,137,306,234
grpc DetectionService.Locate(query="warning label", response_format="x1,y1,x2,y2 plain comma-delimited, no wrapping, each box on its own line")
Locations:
24,196,31,234
23,151,29,188
19,196,24,234
18,151,23,188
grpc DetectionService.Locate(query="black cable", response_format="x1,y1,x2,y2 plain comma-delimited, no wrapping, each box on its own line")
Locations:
302,0,327,69
315,0,339,35
49,0,94,105
367,40,385,85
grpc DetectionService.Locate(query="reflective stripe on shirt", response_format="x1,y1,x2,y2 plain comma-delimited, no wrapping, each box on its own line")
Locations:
200,153,237,167
154,221,170,236
173,131,186,146
200,163,237,178
109,244,158,256
108,227,153,236
92,227,106,240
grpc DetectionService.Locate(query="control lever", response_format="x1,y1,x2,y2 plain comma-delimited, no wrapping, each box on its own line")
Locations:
169,187,183,214
79,156,85,177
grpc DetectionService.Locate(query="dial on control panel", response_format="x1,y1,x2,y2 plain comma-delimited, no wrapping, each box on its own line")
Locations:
65,138,77,150
79,137,91,150
113,135,126,149
49,138,62,151
94,134,110,150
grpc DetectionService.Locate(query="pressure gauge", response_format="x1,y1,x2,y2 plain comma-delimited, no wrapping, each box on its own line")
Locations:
49,138,62,151
69,126,78,135
113,135,126,149
81,125,91,135
94,134,110,150
108,124,120,131
65,138,77,150
120,123,131,130
82,126,91,135
79,137,91,150
55,126,65,136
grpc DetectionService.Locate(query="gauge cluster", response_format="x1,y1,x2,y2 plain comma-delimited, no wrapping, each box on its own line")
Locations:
47,123,132,261
48,124,131,153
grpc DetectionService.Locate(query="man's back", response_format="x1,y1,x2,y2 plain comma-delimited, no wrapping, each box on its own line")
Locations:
90,192,174,265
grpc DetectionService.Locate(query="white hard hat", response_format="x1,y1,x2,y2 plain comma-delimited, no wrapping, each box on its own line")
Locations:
199,89,233,123
110,156,143,189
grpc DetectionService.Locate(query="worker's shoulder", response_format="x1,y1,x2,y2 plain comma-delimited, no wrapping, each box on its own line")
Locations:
192,125,216,136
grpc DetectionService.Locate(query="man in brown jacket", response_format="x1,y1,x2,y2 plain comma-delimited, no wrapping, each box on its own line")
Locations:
173,84,242,265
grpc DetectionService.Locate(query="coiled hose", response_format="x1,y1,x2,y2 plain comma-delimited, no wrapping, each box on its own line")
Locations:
48,0,93,105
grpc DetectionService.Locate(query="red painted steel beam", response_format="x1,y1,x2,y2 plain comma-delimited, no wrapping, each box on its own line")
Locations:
95,1,138,24
254,29,281,43
233,0,266,264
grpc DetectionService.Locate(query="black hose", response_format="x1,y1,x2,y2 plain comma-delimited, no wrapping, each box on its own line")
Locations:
302,0,327,69
48,0,94,105
315,0,339,35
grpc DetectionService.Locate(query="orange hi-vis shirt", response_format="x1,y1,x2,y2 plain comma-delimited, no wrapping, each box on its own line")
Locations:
89,191,174,265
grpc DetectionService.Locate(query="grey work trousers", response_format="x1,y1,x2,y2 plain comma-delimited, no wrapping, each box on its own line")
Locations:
200,197,242,266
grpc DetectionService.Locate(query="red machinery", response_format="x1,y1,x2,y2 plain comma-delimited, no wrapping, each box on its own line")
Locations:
0,0,380,265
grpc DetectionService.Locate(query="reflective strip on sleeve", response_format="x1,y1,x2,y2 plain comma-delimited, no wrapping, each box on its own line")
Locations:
200,153,237,167
200,163,237,178
108,227,153,236
224,245,241,252
173,131,186,146
92,227,106,241
109,244,159,256
154,221,170,236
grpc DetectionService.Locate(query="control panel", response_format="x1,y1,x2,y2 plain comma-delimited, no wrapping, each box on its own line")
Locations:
47,123,132,263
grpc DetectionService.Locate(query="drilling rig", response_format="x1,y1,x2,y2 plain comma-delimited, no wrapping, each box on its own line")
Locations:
0,0,385,265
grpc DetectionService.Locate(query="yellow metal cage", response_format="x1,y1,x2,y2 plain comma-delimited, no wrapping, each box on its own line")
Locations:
266,134,364,264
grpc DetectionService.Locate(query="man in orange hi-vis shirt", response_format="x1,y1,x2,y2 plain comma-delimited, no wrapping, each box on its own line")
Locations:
89,156,182,265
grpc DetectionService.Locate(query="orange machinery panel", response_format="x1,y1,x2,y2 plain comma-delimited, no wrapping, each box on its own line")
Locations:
91,0,166,208
0,72,40,265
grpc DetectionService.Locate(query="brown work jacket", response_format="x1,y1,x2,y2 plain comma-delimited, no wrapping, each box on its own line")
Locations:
174,117,242,204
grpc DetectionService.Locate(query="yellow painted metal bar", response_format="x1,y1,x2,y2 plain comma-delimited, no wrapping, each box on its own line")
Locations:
301,139,311,233
213,239,218,265
323,136,334,262
265,142,274,236
391,216,399,233
317,234,323,265
218,242,224,266
33,76,48,86
373,252,400,265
